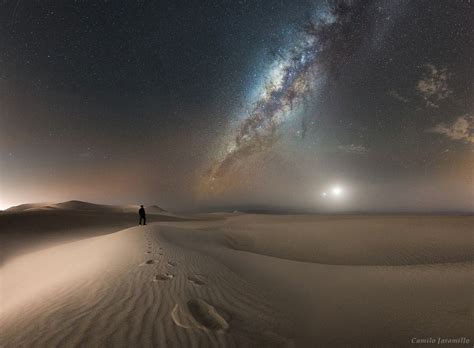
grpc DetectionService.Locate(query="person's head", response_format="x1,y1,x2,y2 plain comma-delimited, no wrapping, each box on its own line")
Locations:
140,205,144,208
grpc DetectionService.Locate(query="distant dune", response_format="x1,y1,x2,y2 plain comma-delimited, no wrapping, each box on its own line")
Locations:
3,200,168,214
3,202,55,212
1,207,472,347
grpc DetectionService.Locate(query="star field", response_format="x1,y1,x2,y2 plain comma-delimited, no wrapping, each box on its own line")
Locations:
1,0,473,212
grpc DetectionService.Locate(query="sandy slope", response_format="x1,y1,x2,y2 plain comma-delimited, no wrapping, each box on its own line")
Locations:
159,215,474,346
1,224,291,347
0,201,185,264
1,213,473,347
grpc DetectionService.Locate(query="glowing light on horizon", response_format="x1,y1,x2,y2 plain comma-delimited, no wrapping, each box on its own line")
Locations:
331,186,343,196
319,184,347,201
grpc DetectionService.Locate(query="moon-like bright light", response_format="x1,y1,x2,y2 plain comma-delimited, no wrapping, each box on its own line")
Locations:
319,183,349,203
320,184,347,201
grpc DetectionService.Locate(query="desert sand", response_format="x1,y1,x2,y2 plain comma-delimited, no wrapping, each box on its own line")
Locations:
1,202,473,347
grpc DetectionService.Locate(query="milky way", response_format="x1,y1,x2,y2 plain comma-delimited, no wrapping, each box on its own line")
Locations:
203,1,365,193
2,0,472,211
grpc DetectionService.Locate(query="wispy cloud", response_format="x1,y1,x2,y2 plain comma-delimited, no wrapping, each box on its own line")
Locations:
428,114,474,144
416,64,452,108
338,144,368,154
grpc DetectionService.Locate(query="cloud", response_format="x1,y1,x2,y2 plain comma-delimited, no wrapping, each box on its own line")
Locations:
416,64,452,108
428,114,474,144
338,144,368,154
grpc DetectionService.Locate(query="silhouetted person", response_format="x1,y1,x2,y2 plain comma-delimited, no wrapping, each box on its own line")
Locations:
139,205,146,225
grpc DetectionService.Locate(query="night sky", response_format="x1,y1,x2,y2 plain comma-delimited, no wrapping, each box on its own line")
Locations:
1,0,473,212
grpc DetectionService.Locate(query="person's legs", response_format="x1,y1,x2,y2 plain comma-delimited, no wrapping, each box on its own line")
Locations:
139,217,143,225
143,217,146,225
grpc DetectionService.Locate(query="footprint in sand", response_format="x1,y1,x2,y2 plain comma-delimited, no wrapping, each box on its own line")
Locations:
139,259,156,266
171,299,230,332
153,273,174,281
188,275,205,286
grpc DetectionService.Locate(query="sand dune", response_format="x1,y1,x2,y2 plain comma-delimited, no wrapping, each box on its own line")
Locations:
1,208,472,347
0,201,184,264
2,202,55,212
189,214,474,265
1,225,291,347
